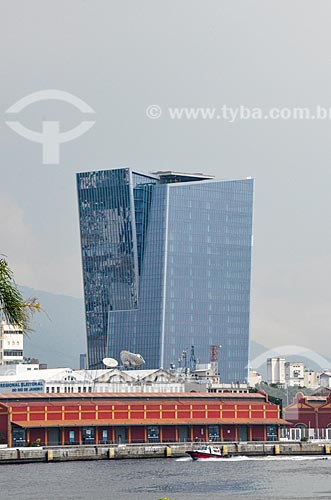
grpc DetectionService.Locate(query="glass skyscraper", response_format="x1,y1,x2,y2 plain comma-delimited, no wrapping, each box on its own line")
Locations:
77,168,254,383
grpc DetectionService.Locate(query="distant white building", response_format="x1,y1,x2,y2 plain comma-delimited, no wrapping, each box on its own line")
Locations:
319,372,331,388
249,369,262,387
191,363,220,384
304,370,320,389
285,361,305,387
267,358,285,386
0,321,24,365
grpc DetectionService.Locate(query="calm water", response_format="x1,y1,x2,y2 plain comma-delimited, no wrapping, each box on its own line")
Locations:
1,456,331,500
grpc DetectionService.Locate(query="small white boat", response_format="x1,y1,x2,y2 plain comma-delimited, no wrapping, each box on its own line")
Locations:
186,445,229,460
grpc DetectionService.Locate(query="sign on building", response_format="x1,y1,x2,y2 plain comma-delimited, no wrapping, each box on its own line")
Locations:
0,380,45,394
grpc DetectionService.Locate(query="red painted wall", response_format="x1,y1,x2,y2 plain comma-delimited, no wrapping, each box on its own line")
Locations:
161,426,176,442
285,408,317,428
192,425,206,440
251,411,264,418
222,425,236,441
316,409,331,428
64,428,79,444
130,426,145,443
47,411,62,420
0,413,8,442
251,426,265,441
162,404,176,419
30,413,45,421
29,428,44,444
237,410,250,419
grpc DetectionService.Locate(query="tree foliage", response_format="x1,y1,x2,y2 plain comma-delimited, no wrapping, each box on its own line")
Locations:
0,257,40,332
256,381,314,407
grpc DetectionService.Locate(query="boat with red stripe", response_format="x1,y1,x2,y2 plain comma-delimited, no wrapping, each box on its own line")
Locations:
186,445,230,460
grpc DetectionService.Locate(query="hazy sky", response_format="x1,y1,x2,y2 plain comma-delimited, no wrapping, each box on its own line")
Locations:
1,1,331,359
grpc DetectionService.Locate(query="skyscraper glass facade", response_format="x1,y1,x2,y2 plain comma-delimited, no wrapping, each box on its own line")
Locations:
77,168,254,382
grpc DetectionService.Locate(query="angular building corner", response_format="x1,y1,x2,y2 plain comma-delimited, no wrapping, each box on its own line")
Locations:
77,168,254,383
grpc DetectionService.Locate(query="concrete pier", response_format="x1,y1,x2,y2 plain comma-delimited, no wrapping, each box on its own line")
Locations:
0,441,330,464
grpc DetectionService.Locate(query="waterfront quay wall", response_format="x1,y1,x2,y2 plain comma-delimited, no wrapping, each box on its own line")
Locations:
0,441,330,464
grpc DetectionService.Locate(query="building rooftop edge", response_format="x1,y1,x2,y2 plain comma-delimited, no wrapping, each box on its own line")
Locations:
150,170,214,179
76,167,254,184
0,392,266,400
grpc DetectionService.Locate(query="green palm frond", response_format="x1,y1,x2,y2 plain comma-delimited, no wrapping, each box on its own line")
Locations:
0,258,40,333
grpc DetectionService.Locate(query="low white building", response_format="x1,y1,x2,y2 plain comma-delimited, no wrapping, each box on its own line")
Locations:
304,370,320,389
0,365,185,395
319,372,331,388
0,366,89,395
0,321,24,365
249,369,262,387
208,382,250,394
285,361,305,387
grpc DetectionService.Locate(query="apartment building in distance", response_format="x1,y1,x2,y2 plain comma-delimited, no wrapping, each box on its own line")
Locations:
0,321,24,365
267,357,285,386
284,361,305,388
